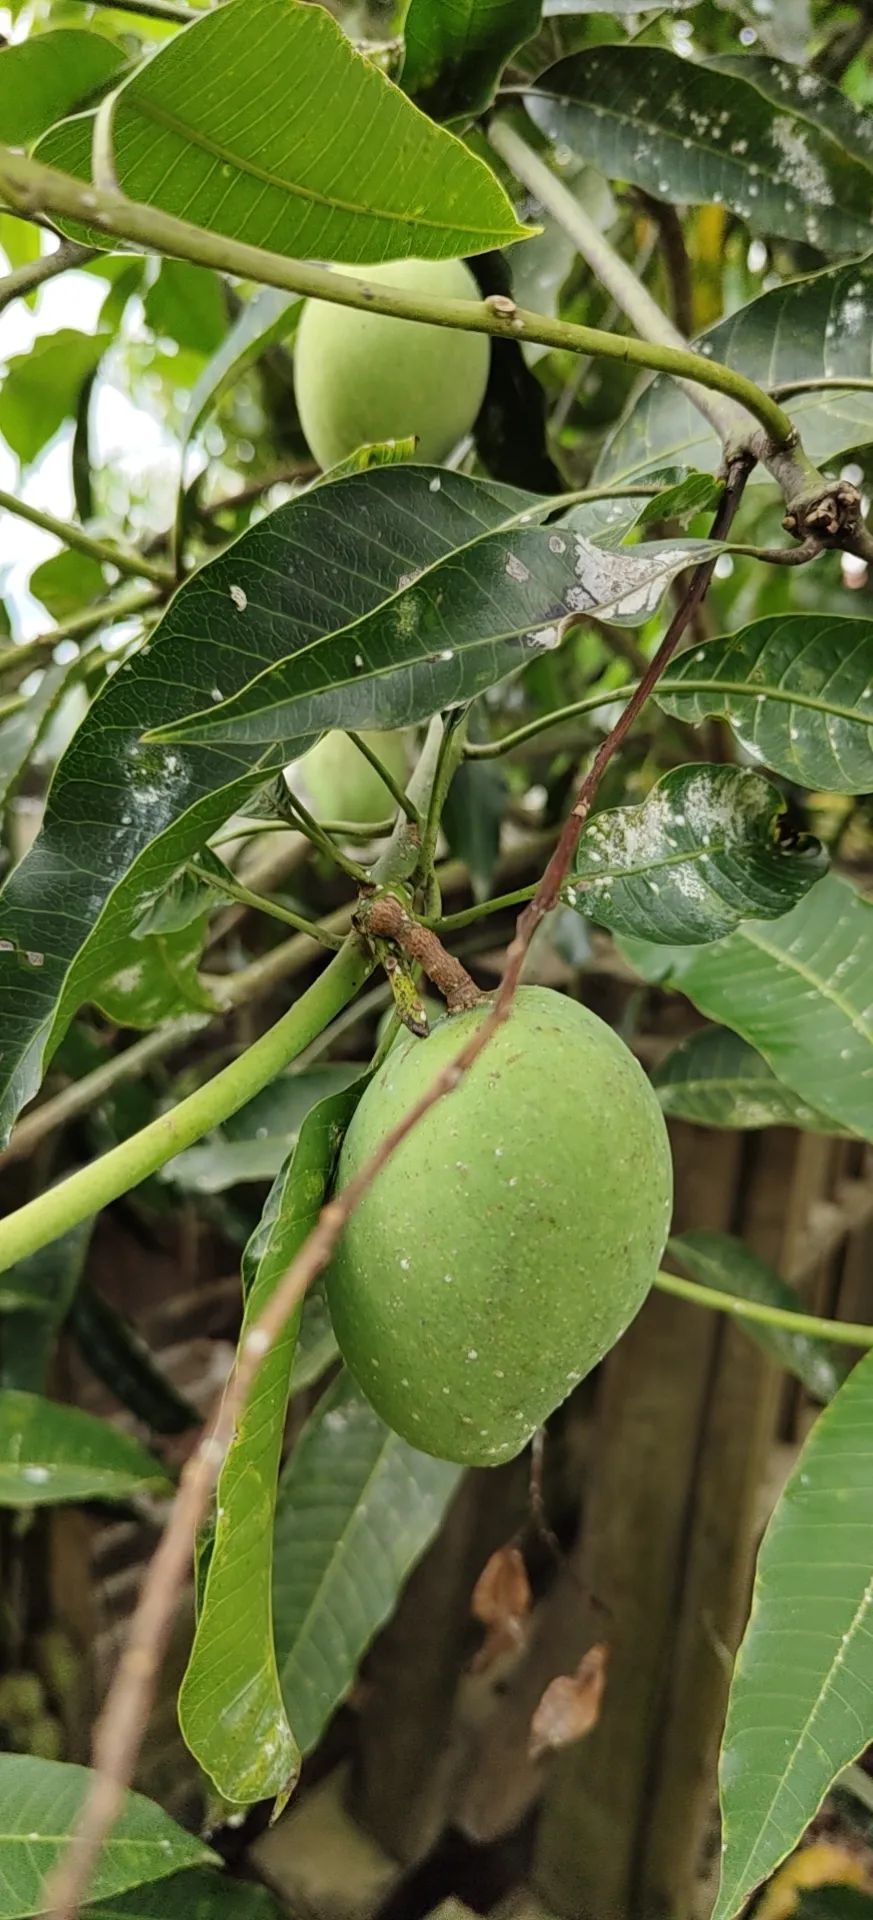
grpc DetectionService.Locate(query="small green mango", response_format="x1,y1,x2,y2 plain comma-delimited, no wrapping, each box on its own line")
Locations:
293,257,491,470
326,987,673,1466
288,728,410,826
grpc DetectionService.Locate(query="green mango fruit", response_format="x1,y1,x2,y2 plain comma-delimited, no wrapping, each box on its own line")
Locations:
294,256,491,470
288,728,410,825
326,986,673,1466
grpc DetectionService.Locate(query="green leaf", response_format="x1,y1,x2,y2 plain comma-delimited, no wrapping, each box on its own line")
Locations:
29,549,106,622
179,1075,367,1806
182,286,301,461
668,1230,850,1404
143,261,227,357
0,1216,94,1394
442,757,507,900
402,0,542,120
37,0,525,260
714,1350,873,1920
163,1065,361,1193
797,1895,873,1920
94,916,215,1030
653,1025,845,1134
707,53,873,171
0,467,537,1137
0,1390,170,1506
0,330,111,465
0,30,125,146
70,1282,199,1437
0,1754,213,1918
84,1870,285,1919
148,533,719,750
289,1289,339,1397
525,47,872,254
622,873,873,1143
0,657,88,812
657,616,873,794
598,261,873,484
274,1371,460,1755
563,764,826,945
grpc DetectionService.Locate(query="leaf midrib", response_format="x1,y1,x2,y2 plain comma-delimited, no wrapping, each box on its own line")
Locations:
659,674,873,725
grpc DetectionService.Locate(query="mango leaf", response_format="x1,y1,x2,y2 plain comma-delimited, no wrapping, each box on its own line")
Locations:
524,47,872,254
182,286,301,461
148,535,719,750
0,1216,94,1394
622,873,873,1143
143,261,227,357
0,1390,170,1507
69,1282,199,1436
0,467,543,1137
0,1755,213,1919
657,617,873,794
0,330,111,466
0,30,125,146
179,1075,367,1806
289,1289,339,1397
94,916,215,1030
402,0,542,120
85,1871,285,1919
36,0,524,261
708,54,873,170
562,764,826,945
668,1231,850,1404
797,1896,873,1920
163,1065,360,1193
274,1372,460,1754
715,1351,873,1920
598,260,873,484
653,1026,845,1134
29,550,106,622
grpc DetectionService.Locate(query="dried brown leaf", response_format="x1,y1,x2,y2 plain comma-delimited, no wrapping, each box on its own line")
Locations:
529,1642,609,1761
470,1544,531,1672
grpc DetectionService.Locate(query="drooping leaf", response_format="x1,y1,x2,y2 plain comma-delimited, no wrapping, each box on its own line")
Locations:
179,1076,367,1806
0,331,111,465
143,261,227,357
0,1390,170,1506
668,1231,850,1404
524,47,872,253
0,1755,213,1919
148,534,719,750
598,260,873,484
273,1371,460,1754
563,764,826,945
84,1870,286,1919
653,1026,845,1134
70,1282,200,1436
0,467,540,1137
442,756,507,900
657,616,873,794
0,30,125,146
622,873,873,1143
715,1351,873,1920
0,1216,94,1394
163,1065,361,1193
402,0,543,120
36,0,525,260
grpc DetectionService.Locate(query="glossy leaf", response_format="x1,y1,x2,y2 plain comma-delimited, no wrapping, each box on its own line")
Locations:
0,30,125,146
149,535,719,751
274,1372,460,1754
525,47,872,253
85,1871,285,1920
623,873,873,1143
598,260,873,484
0,467,539,1137
0,1755,212,1918
402,0,542,119
708,54,873,171
653,1026,844,1134
563,764,826,945
669,1231,849,1404
0,1390,170,1506
37,0,524,261
715,1351,873,1920
658,617,873,794
0,331,111,465
179,1076,366,1806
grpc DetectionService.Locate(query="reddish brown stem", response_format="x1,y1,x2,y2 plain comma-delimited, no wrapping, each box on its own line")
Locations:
363,894,484,1012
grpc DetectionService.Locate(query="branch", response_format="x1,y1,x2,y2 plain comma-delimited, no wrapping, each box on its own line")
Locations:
69,0,196,19
0,488,173,587
0,237,98,315
0,582,161,680
0,146,795,447
38,458,752,1920
360,893,484,1012
186,859,345,947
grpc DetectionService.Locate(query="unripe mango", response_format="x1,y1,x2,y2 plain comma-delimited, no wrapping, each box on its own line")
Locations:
287,729,410,825
294,257,491,470
327,987,673,1466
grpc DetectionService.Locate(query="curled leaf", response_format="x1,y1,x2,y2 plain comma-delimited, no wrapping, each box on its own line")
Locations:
529,1642,609,1761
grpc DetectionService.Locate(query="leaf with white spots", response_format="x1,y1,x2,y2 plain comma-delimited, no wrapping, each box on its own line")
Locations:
656,617,873,793
523,46,873,255
273,1371,460,1755
563,764,826,945
653,1026,846,1135
621,873,873,1143
179,1075,366,1806
714,1349,873,1919
146,534,718,752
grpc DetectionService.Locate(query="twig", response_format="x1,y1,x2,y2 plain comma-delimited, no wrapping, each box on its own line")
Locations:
0,488,172,587
633,191,693,337
0,238,98,315
654,1270,873,1347
346,732,420,827
360,893,484,1012
186,860,345,948
39,459,751,1920
0,583,161,681
67,0,195,19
